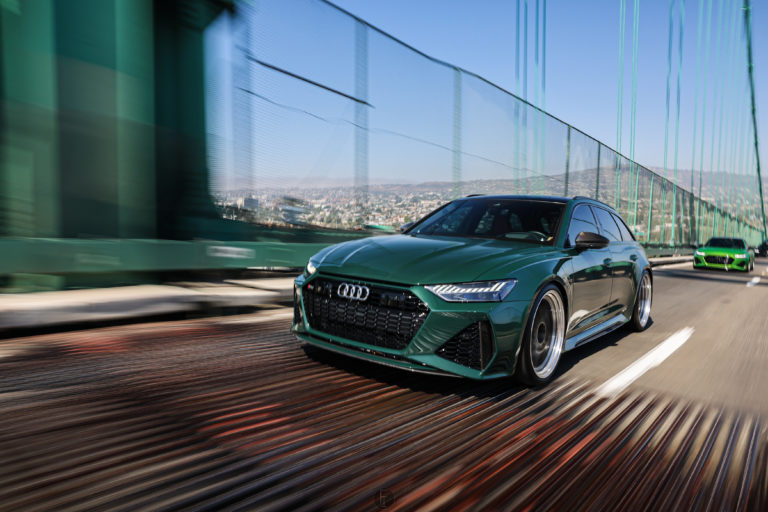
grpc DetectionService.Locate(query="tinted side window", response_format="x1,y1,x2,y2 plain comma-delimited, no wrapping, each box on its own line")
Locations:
566,204,598,247
592,207,621,242
611,213,635,241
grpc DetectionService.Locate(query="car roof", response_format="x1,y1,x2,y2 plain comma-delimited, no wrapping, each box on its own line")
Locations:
459,194,616,211
460,194,570,203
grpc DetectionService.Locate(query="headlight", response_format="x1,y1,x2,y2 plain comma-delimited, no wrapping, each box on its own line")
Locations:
695,250,705,256
425,279,517,302
734,253,747,259
305,260,317,275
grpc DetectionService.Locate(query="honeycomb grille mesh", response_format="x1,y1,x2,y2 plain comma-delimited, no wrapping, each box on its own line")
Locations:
437,322,494,370
302,278,429,350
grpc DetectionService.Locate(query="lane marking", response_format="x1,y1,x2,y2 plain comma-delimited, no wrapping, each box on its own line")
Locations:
595,327,695,398
747,277,761,287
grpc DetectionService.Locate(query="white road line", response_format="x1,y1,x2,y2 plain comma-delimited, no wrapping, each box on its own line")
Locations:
747,277,761,287
595,327,695,398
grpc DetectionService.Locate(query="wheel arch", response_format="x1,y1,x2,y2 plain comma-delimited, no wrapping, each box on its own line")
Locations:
511,276,570,369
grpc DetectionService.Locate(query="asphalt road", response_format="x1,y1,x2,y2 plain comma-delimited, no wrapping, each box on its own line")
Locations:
559,258,768,417
1,261,768,510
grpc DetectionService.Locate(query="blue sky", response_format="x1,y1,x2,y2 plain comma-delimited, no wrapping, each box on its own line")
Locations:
206,0,768,195
331,0,768,174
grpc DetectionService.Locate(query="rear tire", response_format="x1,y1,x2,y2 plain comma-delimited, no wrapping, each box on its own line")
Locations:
629,271,652,332
516,285,566,387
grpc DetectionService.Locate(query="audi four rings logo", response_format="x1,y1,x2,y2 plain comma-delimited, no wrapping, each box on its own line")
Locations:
337,283,370,301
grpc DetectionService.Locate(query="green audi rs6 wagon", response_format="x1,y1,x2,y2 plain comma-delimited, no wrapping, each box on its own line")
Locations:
693,237,754,272
292,195,652,385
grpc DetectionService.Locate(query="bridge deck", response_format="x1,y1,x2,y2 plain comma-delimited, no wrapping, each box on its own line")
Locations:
2,267,767,512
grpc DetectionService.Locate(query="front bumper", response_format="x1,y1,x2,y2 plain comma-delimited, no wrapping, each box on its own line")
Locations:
291,273,529,379
693,253,749,271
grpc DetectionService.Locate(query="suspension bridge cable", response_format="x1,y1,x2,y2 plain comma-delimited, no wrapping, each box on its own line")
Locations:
671,0,685,244
707,0,726,239
534,0,541,193
660,0,676,243
743,0,767,239
516,0,521,190
690,0,706,243
539,0,547,195
523,0,531,193
697,0,713,241
629,0,640,227
615,0,627,209
714,3,738,235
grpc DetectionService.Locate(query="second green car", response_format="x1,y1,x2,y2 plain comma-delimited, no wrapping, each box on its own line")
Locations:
693,237,754,272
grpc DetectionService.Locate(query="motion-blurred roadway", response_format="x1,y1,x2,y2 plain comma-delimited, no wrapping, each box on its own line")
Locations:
1,261,767,510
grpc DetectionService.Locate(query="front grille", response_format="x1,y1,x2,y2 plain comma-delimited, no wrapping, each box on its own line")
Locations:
437,321,495,370
704,256,733,265
303,277,429,350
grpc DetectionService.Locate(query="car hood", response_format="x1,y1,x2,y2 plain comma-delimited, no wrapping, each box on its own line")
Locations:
312,234,561,284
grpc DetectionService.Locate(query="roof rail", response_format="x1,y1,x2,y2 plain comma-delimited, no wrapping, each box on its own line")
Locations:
572,195,613,209
464,194,485,197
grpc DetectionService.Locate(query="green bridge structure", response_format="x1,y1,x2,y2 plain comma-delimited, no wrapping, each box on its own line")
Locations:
1,0,765,290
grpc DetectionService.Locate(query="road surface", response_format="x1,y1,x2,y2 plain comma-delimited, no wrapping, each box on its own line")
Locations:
1,261,767,510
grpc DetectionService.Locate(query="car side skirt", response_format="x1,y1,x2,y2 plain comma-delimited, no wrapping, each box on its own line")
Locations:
564,313,629,352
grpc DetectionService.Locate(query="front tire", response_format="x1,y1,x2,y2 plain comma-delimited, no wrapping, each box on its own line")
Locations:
516,285,566,387
629,271,652,332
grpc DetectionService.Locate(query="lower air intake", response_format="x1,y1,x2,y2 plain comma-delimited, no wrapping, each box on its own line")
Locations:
437,321,495,370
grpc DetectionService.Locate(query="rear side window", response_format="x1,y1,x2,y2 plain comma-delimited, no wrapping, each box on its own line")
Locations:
592,207,621,242
566,204,598,247
611,213,635,241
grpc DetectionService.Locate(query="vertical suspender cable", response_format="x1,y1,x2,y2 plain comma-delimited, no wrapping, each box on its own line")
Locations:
515,0,521,191
629,0,640,227
714,4,737,235
691,0,707,244
660,0,676,244
730,90,747,234
523,0,533,192
743,0,768,239
697,0,714,241
615,0,626,210
540,0,547,195
534,0,541,193
671,0,685,245
738,91,752,237
690,0,705,244
707,0,725,239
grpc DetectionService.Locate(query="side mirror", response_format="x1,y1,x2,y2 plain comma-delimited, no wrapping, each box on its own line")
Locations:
400,222,414,232
574,231,610,250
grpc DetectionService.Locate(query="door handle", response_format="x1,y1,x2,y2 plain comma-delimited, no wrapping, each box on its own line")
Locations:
603,258,612,265
630,254,638,261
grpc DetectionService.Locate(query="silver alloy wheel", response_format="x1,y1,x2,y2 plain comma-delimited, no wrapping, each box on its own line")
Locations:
530,289,566,380
637,273,652,327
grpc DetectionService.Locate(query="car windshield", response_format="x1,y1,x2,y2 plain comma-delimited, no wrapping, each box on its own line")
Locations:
705,238,745,249
408,198,564,244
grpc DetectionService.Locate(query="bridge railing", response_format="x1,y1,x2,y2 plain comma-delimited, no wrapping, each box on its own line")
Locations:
209,0,764,248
